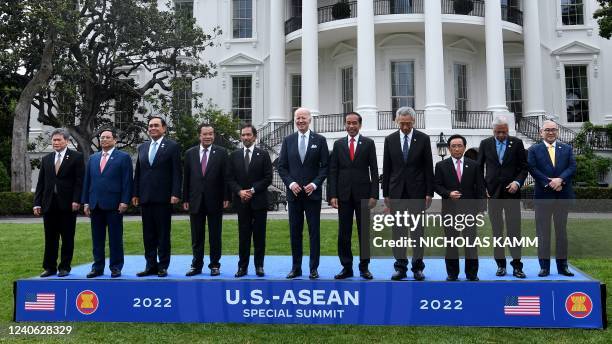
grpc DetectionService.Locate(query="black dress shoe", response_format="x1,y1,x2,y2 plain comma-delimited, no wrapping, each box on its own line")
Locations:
334,268,353,279
86,270,103,278
496,267,507,277
158,269,168,277
309,269,319,279
235,268,247,278
210,267,220,276
136,268,158,277
256,267,265,277
413,270,425,281
538,268,550,277
185,268,202,277
286,269,302,279
58,270,70,278
466,275,480,281
40,270,56,278
513,268,526,279
446,275,458,281
558,267,575,277
111,270,121,278
391,270,407,281
360,270,373,280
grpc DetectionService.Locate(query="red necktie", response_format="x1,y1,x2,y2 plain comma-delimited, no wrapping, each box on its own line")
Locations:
456,159,462,182
349,137,355,161
100,152,108,173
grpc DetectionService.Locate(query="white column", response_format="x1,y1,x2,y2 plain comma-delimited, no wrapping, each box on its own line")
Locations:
356,0,378,131
269,0,287,122
485,0,509,114
301,0,319,116
523,0,546,117
424,0,451,129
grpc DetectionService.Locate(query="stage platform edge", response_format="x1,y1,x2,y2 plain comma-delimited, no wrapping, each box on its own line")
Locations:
14,256,607,329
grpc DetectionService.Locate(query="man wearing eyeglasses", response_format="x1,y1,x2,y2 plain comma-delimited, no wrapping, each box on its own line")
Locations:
527,120,576,277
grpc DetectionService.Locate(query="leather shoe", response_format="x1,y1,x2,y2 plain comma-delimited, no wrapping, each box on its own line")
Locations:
210,267,220,276
256,267,264,277
185,268,202,277
58,270,69,278
360,269,373,280
309,269,319,279
538,268,550,277
157,269,168,277
286,269,302,279
466,275,479,281
334,268,353,279
235,268,247,278
86,270,103,278
513,268,526,279
391,270,407,281
136,268,158,277
413,270,425,281
40,270,56,278
496,267,507,277
111,270,121,278
558,267,575,277
446,275,458,281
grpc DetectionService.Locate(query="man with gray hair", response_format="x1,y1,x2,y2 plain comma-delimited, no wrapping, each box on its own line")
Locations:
382,106,434,281
477,115,528,278
34,128,84,277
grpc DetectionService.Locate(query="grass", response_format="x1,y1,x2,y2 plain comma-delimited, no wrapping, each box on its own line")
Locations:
0,219,609,343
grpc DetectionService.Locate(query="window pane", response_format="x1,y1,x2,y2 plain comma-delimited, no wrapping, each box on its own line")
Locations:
232,0,253,38
504,67,523,119
564,65,589,122
232,76,253,123
454,64,469,114
390,61,415,113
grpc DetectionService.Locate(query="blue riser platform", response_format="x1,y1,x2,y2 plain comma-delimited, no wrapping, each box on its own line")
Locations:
14,256,606,328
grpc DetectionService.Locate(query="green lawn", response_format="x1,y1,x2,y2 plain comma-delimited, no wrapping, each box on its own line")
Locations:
0,219,609,343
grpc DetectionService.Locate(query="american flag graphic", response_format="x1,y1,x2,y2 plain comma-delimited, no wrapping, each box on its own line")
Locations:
24,293,56,311
504,296,540,316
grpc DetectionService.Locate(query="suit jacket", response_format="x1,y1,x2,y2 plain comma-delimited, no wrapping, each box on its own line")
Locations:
81,149,133,210
227,146,273,210
277,131,329,202
183,144,229,214
477,136,528,199
527,141,576,199
133,137,182,204
434,157,486,214
34,149,84,213
328,135,379,201
382,129,434,199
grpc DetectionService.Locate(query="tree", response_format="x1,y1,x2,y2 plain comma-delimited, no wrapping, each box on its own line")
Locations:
594,0,612,39
1,0,220,190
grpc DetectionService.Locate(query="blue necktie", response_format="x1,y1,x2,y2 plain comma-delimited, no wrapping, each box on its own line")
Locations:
149,141,158,165
299,134,306,163
403,134,409,162
497,141,505,164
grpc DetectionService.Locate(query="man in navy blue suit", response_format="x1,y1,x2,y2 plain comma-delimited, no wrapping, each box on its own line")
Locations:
133,117,182,278
82,129,133,278
278,107,329,279
528,120,577,277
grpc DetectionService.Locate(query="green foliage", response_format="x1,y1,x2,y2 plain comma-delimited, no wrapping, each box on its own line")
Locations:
594,0,612,39
0,162,9,192
0,192,34,215
572,122,612,186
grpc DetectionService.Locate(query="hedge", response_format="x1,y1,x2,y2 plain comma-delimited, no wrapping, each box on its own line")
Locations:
520,186,612,212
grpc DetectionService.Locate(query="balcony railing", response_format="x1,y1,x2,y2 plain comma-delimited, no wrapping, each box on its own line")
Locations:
284,16,302,35
377,110,425,130
319,1,358,24
587,128,612,151
313,113,346,133
451,110,492,129
441,0,485,17
501,5,523,26
374,0,424,15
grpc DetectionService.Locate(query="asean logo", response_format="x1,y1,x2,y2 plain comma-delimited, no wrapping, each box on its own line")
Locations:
565,292,593,319
76,290,99,315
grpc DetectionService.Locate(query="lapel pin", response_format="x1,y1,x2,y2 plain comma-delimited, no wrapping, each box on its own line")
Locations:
311,144,317,148
256,152,260,156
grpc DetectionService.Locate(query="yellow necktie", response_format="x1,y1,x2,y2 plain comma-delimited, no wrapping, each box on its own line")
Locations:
548,145,555,167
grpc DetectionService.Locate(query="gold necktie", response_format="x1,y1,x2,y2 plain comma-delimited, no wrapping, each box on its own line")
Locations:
548,145,555,167
55,154,62,174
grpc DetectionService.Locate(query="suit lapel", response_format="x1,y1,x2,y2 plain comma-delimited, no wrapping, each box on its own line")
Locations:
101,150,117,175
151,138,165,167
143,142,152,167
352,136,362,162
302,132,314,164
55,150,70,176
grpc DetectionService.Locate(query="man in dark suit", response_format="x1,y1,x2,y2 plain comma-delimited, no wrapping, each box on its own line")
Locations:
82,129,133,278
382,107,434,281
227,124,273,277
328,112,378,280
477,115,528,278
435,134,486,281
183,123,230,276
133,117,182,278
528,120,577,277
278,107,329,279
33,128,84,277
